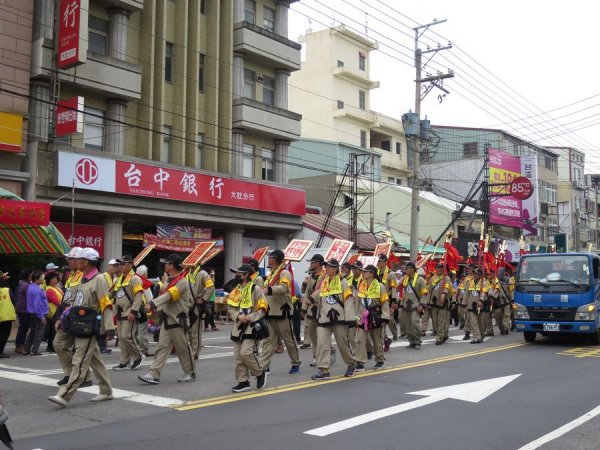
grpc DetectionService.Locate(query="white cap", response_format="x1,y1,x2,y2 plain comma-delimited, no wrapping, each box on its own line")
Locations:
81,247,99,261
136,265,148,277
107,259,119,265
64,246,83,258
46,263,59,270
74,247,86,259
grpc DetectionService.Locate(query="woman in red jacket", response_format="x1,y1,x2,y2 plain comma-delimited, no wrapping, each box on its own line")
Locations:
44,271,63,353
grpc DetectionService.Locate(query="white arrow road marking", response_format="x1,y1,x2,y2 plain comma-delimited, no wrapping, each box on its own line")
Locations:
304,374,521,437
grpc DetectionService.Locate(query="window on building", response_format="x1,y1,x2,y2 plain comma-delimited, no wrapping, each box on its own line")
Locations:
198,54,205,91
574,167,582,183
263,6,275,32
380,140,391,151
263,75,274,106
244,0,255,23
261,148,274,181
84,107,104,150
161,125,172,163
396,142,402,155
359,90,366,110
387,177,395,184
360,130,367,148
337,100,344,109
242,144,254,177
337,60,344,68
195,133,203,169
88,16,108,56
396,179,402,185
463,142,478,158
200,0,206,14
243,69,255,99
165,42,174,82
359,52,366,71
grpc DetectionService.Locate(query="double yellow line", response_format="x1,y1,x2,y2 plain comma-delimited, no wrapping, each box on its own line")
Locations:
175,341,527,411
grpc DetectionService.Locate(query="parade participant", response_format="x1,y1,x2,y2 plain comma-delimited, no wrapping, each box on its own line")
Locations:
248,259,264,288
465,268,489,344
53,247,91,387
135,265,153,356
139,254,195,384
14,268,32,355
229,265,269,393
187,263,215,360
48,248,114,407
399,262,427,349
494,267,512,335
459,266,474,340
420,270,435,337
301,254,324,365
376,254,397,349
428,263,453,345
259,249,301,374
44,271,63,353
341,262,358,356
484,270,499,336
111,255,145,371
311,259,356,380
355,264,389,370
98,259,120,354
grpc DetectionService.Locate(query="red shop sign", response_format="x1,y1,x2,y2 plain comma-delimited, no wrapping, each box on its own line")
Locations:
55,97,84,137
0,199,50,226
54,222,105,257
57,0,88,69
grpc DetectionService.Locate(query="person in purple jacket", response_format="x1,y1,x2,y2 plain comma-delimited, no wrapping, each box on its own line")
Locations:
24,270,48,356
14,268,32,354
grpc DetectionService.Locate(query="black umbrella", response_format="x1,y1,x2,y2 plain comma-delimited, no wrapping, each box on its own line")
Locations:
0,401,13,450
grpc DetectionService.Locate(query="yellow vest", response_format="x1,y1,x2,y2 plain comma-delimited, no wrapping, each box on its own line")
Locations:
0,287,16,322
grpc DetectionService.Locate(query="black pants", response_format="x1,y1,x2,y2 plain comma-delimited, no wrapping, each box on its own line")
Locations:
15,312,30,348
0,320,12,354
25,314,44,354
204,303,216,329
292,301,301,342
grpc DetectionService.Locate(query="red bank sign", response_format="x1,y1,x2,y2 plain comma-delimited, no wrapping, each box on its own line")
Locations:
54,222,105,257
57,0,88,69
55,97,84,137
57,151,306,216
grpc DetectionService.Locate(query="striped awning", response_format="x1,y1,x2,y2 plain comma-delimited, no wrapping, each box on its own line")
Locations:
0,188,71,255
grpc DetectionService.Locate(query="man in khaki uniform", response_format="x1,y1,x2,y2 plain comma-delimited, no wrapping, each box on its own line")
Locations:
139,254,195,384
428,263,453,345
301,254,325,366
493,267,512,335
259,249,301,374
459,266,474,340
399,262,427,349
111,255,145,371
187,264,215,360
311,259,356,380
341,261,358,356
377,254,397,349
229,265,269,393
48,248,114,407
465,268,489,344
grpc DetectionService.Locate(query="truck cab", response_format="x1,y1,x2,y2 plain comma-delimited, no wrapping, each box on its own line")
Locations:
514,253,600,343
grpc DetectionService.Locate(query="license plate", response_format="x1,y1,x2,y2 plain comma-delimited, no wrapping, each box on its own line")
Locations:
543,323,560,332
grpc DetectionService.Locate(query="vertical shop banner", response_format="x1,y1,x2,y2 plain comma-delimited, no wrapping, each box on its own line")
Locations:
55,97,84,137
54,222,104,257
488,148,538,236
57,0,88,69
0,112,23,152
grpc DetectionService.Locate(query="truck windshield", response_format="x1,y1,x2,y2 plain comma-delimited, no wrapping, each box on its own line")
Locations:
517,255,591,293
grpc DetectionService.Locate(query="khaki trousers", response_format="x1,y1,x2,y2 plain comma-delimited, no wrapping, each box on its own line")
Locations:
234,338,262,383
316,324,354,371
458,305,468,330
469,311,485,341
58,336,112,402
355,326,384,363
420,308,431,333
53,330,91,382
117,319,142,365
493,304,511,333
504,303,513,331
305,316,317,358
431,307,449,341
482,311,493,335
150,324,195,379
401,309,422,345
260,319,300,368
189,312,204,359
348,325,357,356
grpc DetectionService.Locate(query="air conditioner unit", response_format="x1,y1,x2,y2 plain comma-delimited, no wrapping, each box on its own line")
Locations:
256,75,264,83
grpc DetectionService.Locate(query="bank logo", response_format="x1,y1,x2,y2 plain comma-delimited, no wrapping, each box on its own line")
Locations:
76,158,99,185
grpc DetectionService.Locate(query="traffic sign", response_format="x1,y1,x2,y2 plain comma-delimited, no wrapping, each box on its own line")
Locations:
509,176,534,200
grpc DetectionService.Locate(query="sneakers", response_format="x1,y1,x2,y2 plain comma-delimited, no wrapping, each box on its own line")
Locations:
90,394,113,402
299,343,311,349
57,376,69,386
406,343,415,348
131,354,145,370
211,327,220,331
355,363,365,372
462,332,471,341
264,366,271,375
112,363,129,371
99,348,112,354
232,381,251,393
289,365,301,374
177,373,196,383
470,339,483,344
48,395,68,408
344,365,356,377
435,340,442,345
257,370,268,390
414,344,421,350
138,373,160,384
373,361,384,369
384,338,392,352
81,380,93,388
309,359,317,367
311,370,330,381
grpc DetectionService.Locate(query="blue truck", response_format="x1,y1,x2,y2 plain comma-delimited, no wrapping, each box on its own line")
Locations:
514,253,600,344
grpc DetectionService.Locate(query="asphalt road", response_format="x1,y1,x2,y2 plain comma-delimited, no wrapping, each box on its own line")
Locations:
4,325,600,450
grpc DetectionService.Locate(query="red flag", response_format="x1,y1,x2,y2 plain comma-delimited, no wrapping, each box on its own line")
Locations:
286,262,296,298
139,275,153,290
443,241,460,272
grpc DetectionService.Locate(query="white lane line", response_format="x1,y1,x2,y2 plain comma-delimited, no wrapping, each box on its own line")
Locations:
0,370,184,407
518,405,600,449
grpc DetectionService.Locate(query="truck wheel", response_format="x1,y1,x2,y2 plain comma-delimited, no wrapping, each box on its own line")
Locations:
590,331,600,346
524,332,536,342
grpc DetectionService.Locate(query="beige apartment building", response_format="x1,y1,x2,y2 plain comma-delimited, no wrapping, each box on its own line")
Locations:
5,0,304,278
289,25,410,185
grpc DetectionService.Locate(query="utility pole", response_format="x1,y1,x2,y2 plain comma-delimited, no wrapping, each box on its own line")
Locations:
408,19,453,261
